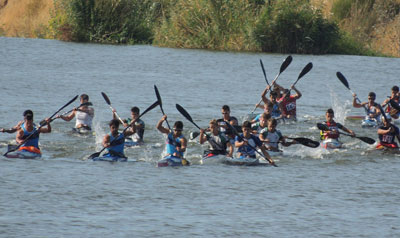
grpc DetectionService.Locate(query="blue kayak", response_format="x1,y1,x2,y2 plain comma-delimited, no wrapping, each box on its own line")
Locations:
92,154,127,162
157,155,190,167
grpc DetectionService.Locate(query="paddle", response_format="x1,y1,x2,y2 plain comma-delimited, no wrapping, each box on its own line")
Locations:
101,92,124,124
154,85,171,130
283,62,313,98
4,95,79,156
224,122,277,167
87,100,159,160
40,102,93,125
251,56,293,113
286,137,320,148
336,72,368,114
317,123,375,144
389,99,400,111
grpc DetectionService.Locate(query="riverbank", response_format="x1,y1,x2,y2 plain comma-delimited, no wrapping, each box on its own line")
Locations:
0,0,399,57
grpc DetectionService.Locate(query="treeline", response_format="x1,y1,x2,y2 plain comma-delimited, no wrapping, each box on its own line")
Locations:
48,0,386,55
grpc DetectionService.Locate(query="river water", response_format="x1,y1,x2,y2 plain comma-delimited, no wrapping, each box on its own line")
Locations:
0,37,399,237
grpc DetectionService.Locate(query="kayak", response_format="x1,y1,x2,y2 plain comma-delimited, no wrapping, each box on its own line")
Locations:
4,149,41,159
361,118,381,128
346,115,364,120
201,153,227,165
72,127,93,135
224,156,270,166
157,155,190,167
92,154,127,162
321,138,343,149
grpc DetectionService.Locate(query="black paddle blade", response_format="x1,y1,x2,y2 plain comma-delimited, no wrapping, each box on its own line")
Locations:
190,131,200,140
259,59,269,85
154,85,162,106
292,137,320,148
336,72,350,90
298,62,313,80
389,99,400,111
280,55,293,74
176,104,202,130
317,123,329,131
88,152,101,160
138,101,160,120
101,92,111,105
358,136,375,145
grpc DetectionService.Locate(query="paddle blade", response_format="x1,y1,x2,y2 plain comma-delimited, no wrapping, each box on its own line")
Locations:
101,92,111,105
336,72,350,90
317,123,329,131
88,152,101,160
176,104,202,130
154,85,162,106
389,99,400,111
298,62,313,80
292,137,320,148
358,136,375,145
279,55,293,74
190,131,200,140
259,59,269,85
138,101,160,119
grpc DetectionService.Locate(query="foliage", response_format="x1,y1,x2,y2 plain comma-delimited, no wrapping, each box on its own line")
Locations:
253,0,340,54
153,0,262,51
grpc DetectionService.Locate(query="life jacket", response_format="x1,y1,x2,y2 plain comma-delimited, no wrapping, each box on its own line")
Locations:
75,109,93,129
206,132,227,154
378,125,400,145
320,121,339,140
279,96,297,117
260,128,282,149
166,133,184,158
106,133,125,157
236,134,261,158
19,123,40,150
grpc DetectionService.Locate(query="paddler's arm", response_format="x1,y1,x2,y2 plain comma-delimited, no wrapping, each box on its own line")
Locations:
226,141,233,158
15,129,25,144
260,145,275,165
199,129,207,144
58,109,76,121
156,115,170,134
40,118,52,133
291,85,302,99
102,134,111,148
177,137,187,153
352,93,365,108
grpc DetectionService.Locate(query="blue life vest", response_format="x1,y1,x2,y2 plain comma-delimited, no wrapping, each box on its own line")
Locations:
166,133,184,157
106,133,125,156
21,123,39,149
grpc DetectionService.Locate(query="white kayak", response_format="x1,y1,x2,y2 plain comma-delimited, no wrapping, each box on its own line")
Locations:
361,117,381,128
4,150,41,159
72,127,94,135
201,153,228,165
321,138,343,149
224,156,271,166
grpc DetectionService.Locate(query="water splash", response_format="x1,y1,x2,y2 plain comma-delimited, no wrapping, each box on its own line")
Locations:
330,90,351,125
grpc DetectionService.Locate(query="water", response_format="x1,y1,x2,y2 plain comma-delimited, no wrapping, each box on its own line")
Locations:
0,37,400,237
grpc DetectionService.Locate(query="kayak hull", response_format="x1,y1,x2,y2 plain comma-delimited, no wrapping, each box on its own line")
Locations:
201,154,227,165
157,155,190,167
321,138,343,149
224,156,270,166
92,155,127,162
5,150,41,159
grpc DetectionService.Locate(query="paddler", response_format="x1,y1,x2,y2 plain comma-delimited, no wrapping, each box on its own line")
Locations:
259,118,295,152
320,108,355,145
102,119,135,158
376,114,400,149
217,105,238,144
352,92,381,122
57,94,94,131
234,121,275,165
382,86,400,119
199,119,233,158
15,110,51,155
156,114,188,160
113,106,145,144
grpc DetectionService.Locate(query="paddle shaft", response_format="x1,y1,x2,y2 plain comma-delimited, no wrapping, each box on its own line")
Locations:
101,92,124,124
4,95,79,156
